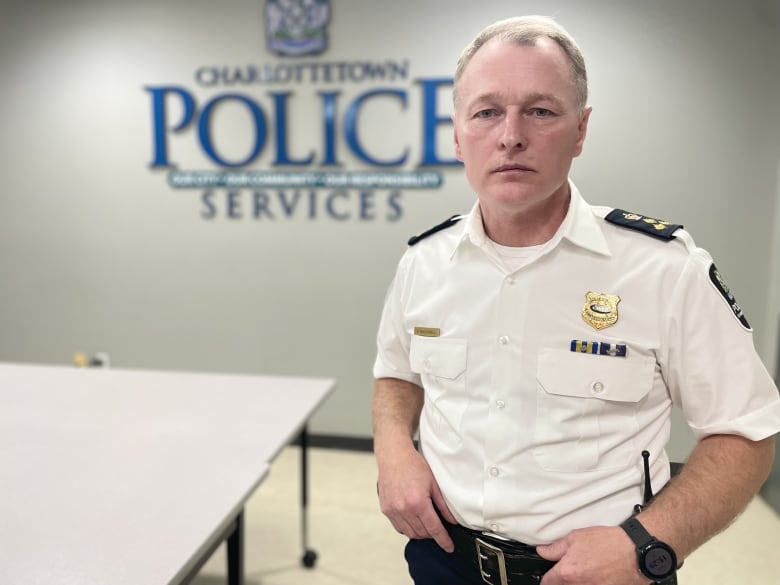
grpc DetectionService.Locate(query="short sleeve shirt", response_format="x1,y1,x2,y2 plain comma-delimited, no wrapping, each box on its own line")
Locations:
373,181,780,544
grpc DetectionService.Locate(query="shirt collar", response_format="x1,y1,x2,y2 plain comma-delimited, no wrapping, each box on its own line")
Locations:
452,180,612,260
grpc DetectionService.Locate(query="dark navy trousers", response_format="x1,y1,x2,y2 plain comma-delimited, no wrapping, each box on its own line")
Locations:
404,538,484,585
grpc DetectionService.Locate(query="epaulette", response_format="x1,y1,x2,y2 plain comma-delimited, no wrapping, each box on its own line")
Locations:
407,214,462,246
605,209,683,241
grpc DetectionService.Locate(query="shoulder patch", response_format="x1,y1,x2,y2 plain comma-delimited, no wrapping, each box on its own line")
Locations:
709,264,751,330
407,215,462,246
605,209,682,241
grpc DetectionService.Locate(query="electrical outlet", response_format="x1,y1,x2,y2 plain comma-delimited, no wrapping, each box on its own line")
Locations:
91,352,111,368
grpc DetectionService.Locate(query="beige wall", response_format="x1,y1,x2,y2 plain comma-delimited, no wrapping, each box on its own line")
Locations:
1,0,778,461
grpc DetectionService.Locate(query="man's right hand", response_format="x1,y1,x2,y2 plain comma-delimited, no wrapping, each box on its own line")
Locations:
372,377,457,552
376,443,457,552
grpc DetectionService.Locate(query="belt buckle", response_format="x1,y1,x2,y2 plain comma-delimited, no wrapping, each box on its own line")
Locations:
475,537,508,585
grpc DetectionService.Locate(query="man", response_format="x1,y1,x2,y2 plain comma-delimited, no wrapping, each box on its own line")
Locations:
372,15,780,585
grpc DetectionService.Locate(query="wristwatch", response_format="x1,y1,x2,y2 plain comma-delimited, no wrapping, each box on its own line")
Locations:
619,517,678,581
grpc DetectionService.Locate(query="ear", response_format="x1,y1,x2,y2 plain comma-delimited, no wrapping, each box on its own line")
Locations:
573,106,592,157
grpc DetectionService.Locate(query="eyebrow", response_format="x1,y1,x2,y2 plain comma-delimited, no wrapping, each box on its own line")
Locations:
467,90,567,110
524,92,566,109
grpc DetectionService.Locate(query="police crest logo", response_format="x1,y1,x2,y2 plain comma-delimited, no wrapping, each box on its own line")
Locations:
582,292,621,330
265,0,331,56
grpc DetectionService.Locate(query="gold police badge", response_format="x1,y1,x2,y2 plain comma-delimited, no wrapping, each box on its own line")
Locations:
582,292,621,330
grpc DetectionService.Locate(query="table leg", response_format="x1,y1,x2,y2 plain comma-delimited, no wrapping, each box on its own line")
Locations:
227,510,244,585
299,425,318,568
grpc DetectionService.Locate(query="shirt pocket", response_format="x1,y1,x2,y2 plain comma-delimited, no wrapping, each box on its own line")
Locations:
534,348,655,472
410,336,468,444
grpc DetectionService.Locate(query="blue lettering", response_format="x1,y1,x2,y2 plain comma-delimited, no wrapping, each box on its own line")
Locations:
361,62,408,81
278,190,302,216
307,191,317,218
387,191,403,221
325,190,351,220
149,77,458,177
197,189,405,220
344,89,409,167
417,78,460,166
227,190,242,218
230,65,253,85
271,92,315,166
253,191,274,219
359,191,376,220
319,91,341,166
198,94,267,168
200,190,216,219
195,67,218,87
147,86,196,167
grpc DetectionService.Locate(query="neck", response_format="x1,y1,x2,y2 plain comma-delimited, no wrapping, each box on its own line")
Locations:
479,185,571,247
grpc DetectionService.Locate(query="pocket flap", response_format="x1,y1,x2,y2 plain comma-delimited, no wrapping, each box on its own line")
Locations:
409,336,467,380
537,348,654,403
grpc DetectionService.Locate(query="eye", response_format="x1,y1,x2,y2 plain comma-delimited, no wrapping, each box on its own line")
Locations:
474,108,497,119
529,108,554,118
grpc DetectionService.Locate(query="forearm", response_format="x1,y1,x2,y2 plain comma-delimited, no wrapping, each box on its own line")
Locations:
638,433,776,560
372,377,424,462
372,377,457,546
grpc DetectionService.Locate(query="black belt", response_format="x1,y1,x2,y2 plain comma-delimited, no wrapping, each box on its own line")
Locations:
443,520,554,585
443,519,679,585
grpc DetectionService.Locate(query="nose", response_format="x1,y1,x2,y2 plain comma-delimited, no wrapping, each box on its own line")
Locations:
499,112,527,151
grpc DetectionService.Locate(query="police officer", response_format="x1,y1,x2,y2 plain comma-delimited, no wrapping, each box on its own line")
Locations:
372,15,780,585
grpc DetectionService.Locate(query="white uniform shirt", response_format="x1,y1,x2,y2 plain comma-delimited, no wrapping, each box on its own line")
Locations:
373,181,780,545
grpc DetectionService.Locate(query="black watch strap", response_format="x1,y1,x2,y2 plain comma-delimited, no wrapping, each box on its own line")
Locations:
620,517,678,580
621,517,653,546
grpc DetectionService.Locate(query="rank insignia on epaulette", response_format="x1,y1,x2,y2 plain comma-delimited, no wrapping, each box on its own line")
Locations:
407,214,462,246
605,209,683,241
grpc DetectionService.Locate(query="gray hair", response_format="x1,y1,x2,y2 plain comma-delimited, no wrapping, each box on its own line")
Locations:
453,15,588,112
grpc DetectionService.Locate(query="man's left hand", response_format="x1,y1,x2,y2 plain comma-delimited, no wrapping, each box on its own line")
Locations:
536,526,650,585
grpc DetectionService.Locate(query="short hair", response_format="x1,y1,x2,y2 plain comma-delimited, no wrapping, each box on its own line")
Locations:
453,15,588,112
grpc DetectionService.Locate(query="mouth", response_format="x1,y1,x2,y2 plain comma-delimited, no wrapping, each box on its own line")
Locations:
493,163,535,174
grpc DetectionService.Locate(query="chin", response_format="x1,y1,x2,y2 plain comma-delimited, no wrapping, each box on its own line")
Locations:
483,186,539,206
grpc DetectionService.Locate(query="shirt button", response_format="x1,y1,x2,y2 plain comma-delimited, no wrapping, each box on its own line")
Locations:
490,523,499,532
592,381,605,394
489,467,499,477
496,400,506,409
498,336,509,345
506,277,516,285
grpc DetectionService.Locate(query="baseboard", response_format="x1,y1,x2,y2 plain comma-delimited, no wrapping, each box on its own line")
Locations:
291,433,374,452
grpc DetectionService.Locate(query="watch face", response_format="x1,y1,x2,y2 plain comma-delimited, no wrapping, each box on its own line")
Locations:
642,543,676,578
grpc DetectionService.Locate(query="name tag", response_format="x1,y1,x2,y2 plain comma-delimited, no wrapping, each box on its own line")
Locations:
414,327,440,338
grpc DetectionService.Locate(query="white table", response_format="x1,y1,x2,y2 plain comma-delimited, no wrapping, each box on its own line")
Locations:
0,362,335,585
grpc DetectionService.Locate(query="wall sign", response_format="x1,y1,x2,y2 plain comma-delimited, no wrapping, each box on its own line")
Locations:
145,0,459,222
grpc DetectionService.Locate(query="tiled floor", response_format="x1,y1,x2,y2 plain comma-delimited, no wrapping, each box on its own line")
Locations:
193,446,780,585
